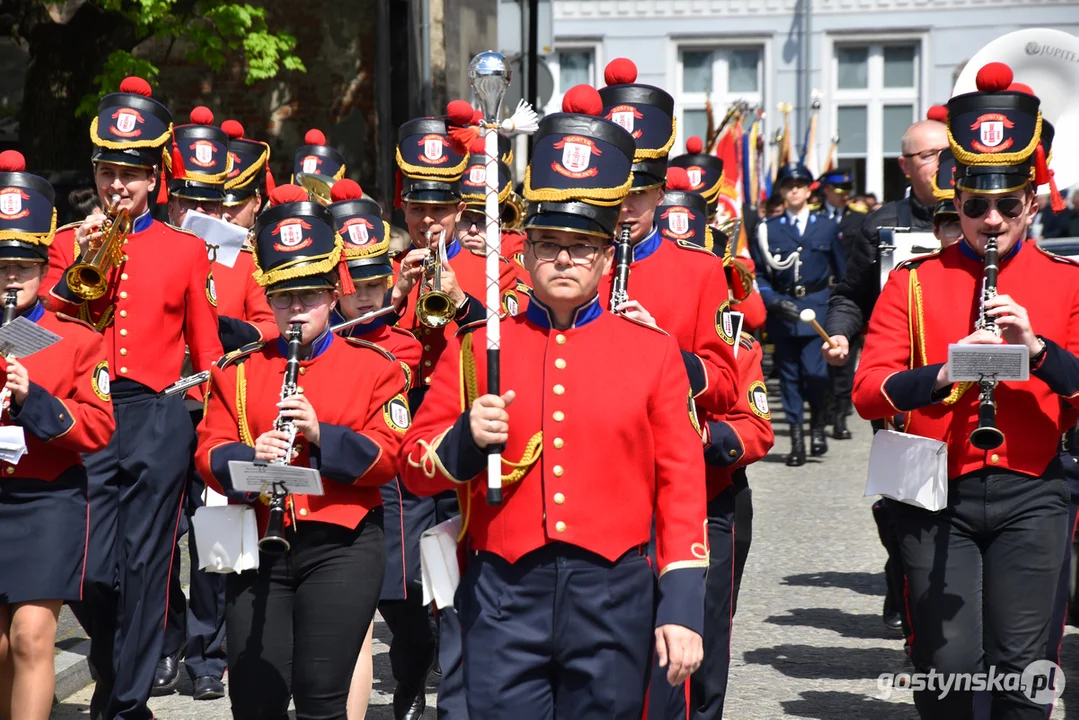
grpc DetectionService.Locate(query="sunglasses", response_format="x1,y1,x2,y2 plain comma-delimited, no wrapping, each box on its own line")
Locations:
961,196,1025,220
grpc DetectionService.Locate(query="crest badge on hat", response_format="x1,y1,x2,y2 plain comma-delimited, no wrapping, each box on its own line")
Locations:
396,114,468,205
656,167,712,249
598,58,676,189
253,185,349,293
221,120,275,206
669,136,724,211
0,151,58,262
327,179,393,282
90,77,173,169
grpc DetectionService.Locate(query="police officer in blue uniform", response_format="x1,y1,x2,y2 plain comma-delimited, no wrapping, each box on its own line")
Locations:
751,162,845,466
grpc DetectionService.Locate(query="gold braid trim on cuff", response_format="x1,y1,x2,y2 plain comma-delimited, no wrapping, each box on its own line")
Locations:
635,117,677,160
252,233,344,287
947,112,1042,167
395,148,468,179
523,165,633,207
0,209,57,247
90,117,173,150
942,381,974,405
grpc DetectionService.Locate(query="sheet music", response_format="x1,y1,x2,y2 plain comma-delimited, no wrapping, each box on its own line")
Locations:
182,211,247,268
0,317,61,358
947,344,1029,382
227,461,325,495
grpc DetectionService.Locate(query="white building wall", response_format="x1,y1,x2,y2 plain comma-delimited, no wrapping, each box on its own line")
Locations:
548,0,1079,199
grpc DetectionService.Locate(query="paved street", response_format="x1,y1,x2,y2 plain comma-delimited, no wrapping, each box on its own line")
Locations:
51,399,1079,718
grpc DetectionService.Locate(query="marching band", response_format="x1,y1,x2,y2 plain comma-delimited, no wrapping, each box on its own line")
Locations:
1,31,1076,720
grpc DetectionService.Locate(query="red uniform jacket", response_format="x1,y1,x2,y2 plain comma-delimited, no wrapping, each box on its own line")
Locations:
395,239,519,390
701,333,774,498
196,332,409,535
336,317,423,392
213,249,276,343
598,229,738,415
399,296,708,633
2,305,114,482
854,241,1079,479
45,214,224,391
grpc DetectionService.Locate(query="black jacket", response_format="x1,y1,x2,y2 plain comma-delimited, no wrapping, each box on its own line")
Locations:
824,192,936,340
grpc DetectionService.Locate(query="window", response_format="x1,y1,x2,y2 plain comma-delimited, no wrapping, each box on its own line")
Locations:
545,46,598,115
832,42,920,200
676,47,763,150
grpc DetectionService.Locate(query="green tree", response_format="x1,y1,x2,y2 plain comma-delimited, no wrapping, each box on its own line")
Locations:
0,0,305,171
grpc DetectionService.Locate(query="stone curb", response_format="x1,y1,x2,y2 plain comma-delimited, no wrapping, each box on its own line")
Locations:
54,639,94,703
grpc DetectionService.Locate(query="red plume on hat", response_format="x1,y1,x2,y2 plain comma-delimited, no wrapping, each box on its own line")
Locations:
562,85,603,116
666,167,691,191
305,129,327,146
926,105,948,123
268,184,309,207
330,179,364,203
447,100,480,155
975,62,1013,92
0,150,26,172
221,119,244,139
604,58,638,86
119,76,153,97
686,136,704,154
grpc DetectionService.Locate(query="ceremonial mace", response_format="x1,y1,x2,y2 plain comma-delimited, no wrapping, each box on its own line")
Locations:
470,51,513,507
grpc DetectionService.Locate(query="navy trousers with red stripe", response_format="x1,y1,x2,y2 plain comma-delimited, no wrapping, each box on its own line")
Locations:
647,487,736,720
71,382,192,720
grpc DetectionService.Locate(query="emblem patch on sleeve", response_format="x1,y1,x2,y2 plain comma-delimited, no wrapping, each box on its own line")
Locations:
748,380,770,420
502,290,520,317
384,394,412,433
91,361,111,401
715,301,736,346
206,272,217,307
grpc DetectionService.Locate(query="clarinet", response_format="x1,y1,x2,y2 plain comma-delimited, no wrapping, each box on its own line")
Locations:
610,222,632,310
259,321,303,554
969,234,1004,451
0,289,19,416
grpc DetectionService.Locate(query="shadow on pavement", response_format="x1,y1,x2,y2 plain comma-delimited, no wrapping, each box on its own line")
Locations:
743,644,908,681
765,608,904,641
782,571,886,596
781,690,914,719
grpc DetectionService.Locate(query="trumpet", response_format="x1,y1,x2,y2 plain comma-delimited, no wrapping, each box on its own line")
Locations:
970,234,1004,451
610,222,632,310
259,321,303,555
416,229,456,328
65,194,131,301
296,172,335,206
501,191,527,232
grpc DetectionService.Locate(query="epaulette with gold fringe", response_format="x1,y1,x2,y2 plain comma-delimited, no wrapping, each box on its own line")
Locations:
895,248,943,272
1036,245,1079,267
616,313,671,336
675,238,714,255
53,311,96,332
848,202,869,214
217,342,265,370
343,336,398,362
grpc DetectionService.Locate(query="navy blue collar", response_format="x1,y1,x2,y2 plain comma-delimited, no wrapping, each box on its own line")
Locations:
330,308,386,337
410,235,461,260
627,226,661,262
958,238,1022,263
22,300,44,324
525,294,603,330
132,210,153,234
276,327,334,359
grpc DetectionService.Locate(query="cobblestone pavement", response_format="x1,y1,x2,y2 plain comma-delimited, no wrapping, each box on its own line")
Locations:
51,404,1079,718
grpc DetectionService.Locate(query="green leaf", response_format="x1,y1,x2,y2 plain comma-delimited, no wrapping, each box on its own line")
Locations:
77,52,160,118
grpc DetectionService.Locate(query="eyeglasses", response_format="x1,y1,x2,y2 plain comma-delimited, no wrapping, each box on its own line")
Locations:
0,263,41,279
459,213,485,230
902,148,946,163
268,289,328,309
960,196,1025,220
936,220,963,239
527,240,602,265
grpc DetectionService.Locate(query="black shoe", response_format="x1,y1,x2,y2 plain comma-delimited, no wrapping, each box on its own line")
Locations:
786,425,806,467
193,675,225,700
832,414,852,440
883,611,904,631
393,683,427,720
810,426,828,456
151,652,182,696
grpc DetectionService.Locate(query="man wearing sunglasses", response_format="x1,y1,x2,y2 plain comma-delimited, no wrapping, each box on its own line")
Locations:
853,63,1077,720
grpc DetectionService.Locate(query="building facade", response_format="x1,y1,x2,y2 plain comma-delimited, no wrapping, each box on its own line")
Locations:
547,0,1079,202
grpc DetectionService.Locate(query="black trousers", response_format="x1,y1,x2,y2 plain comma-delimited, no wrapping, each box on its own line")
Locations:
225,514,385,720
731,473,753,618
70,384,192,720
893,470,1069,720
827,333,862,415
